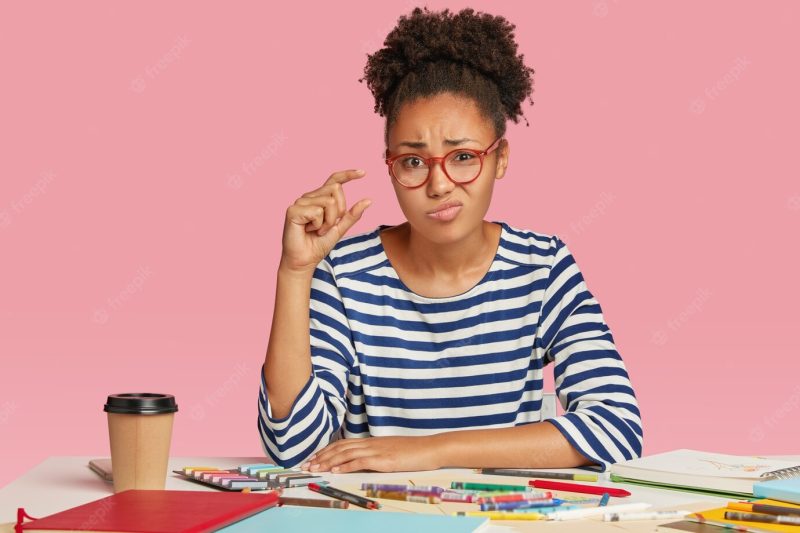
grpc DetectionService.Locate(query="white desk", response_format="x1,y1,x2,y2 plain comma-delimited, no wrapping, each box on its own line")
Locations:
0,455,767,532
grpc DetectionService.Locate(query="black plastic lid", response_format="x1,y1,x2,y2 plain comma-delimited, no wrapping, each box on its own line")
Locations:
104,393,178,415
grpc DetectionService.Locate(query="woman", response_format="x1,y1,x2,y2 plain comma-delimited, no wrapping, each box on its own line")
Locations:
259,7,642,473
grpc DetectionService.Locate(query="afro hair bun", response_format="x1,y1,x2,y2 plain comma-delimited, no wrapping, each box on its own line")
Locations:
360,6,535,128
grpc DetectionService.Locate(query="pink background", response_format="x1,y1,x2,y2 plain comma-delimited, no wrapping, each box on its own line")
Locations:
1,1,798,488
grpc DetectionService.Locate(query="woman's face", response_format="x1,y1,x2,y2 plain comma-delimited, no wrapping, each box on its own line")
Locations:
386,92,509,244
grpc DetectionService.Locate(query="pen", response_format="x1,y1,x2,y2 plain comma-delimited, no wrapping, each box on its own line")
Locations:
454,511,547,520
724,511,800,526
604,510,691,522
529,479,631,497
307,483,380,510
477,468,598,482
548,502,651,521
598,493,610,506
727,502,800,517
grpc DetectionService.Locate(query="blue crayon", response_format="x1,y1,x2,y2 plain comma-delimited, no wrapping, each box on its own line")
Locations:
480,499,557,511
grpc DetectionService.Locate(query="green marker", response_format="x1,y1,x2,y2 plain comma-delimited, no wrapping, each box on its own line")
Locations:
451,481,533,492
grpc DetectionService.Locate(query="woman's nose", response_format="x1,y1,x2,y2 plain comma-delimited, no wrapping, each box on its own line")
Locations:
426,161,455,196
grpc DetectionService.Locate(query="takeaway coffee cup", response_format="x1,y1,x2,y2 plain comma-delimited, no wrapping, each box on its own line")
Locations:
104,393,178,492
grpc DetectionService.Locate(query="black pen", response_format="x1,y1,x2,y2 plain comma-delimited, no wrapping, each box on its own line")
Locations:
477,468,598,482
308,482,381,509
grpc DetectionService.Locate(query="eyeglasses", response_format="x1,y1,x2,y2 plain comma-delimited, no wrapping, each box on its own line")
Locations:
384,137,504,189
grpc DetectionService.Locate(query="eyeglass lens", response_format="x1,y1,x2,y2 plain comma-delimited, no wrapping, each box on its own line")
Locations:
392,150,482,187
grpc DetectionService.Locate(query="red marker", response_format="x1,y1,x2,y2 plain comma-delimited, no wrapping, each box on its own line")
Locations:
529,479,631,498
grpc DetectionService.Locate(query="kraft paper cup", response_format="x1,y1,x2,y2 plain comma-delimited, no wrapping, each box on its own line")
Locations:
104,393,178,492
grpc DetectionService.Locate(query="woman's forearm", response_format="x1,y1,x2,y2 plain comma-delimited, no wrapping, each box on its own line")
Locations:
263,266,315,419
430,421,594,469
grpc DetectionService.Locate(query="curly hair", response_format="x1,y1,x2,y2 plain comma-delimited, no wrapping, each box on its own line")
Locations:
359,6,535,144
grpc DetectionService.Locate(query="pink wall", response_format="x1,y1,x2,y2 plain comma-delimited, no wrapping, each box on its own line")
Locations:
1,1,798,488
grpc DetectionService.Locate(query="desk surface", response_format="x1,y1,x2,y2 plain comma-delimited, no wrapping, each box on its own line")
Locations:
0,455,784,532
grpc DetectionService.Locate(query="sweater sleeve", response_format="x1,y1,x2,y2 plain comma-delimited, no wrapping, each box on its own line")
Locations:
257,257,356,467
537,237,643,471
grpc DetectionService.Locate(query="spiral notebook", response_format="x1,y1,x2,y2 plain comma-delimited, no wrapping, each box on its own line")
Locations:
609,449,800,497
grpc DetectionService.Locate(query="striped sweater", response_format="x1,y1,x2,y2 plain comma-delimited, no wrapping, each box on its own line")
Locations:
258,222,643,470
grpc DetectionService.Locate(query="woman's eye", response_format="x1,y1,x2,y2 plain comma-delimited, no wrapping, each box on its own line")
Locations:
402,157,423,168
455,152,474,161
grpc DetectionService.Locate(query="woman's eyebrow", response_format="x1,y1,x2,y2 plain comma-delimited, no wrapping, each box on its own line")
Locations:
396,138,478,149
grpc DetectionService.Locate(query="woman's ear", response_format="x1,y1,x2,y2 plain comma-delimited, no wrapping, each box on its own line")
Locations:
495,138,510,180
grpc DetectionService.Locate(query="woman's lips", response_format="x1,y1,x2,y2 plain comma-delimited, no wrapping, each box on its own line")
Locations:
426,204,463,221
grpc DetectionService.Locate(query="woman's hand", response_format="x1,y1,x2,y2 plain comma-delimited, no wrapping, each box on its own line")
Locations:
280,169,371,274
300,436,442,473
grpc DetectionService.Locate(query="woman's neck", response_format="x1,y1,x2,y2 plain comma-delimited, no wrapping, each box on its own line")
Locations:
404,220,500,279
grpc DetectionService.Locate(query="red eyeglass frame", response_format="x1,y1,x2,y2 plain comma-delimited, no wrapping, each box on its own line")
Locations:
384,137,504,189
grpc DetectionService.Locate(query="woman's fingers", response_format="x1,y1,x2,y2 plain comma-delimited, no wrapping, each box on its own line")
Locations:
281,169,369,272
331,457,372,474
333,198,372,237
286,204,324,230
298,170,365,235
303,439,365,470
324,168,366,187
309,444,374,472
295,196,339,234
302,182,347,216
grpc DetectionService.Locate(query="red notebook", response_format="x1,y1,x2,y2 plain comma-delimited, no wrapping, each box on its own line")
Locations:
16,489,280,533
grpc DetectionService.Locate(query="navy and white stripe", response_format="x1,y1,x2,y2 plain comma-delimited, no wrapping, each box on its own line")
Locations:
258,222,643,470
